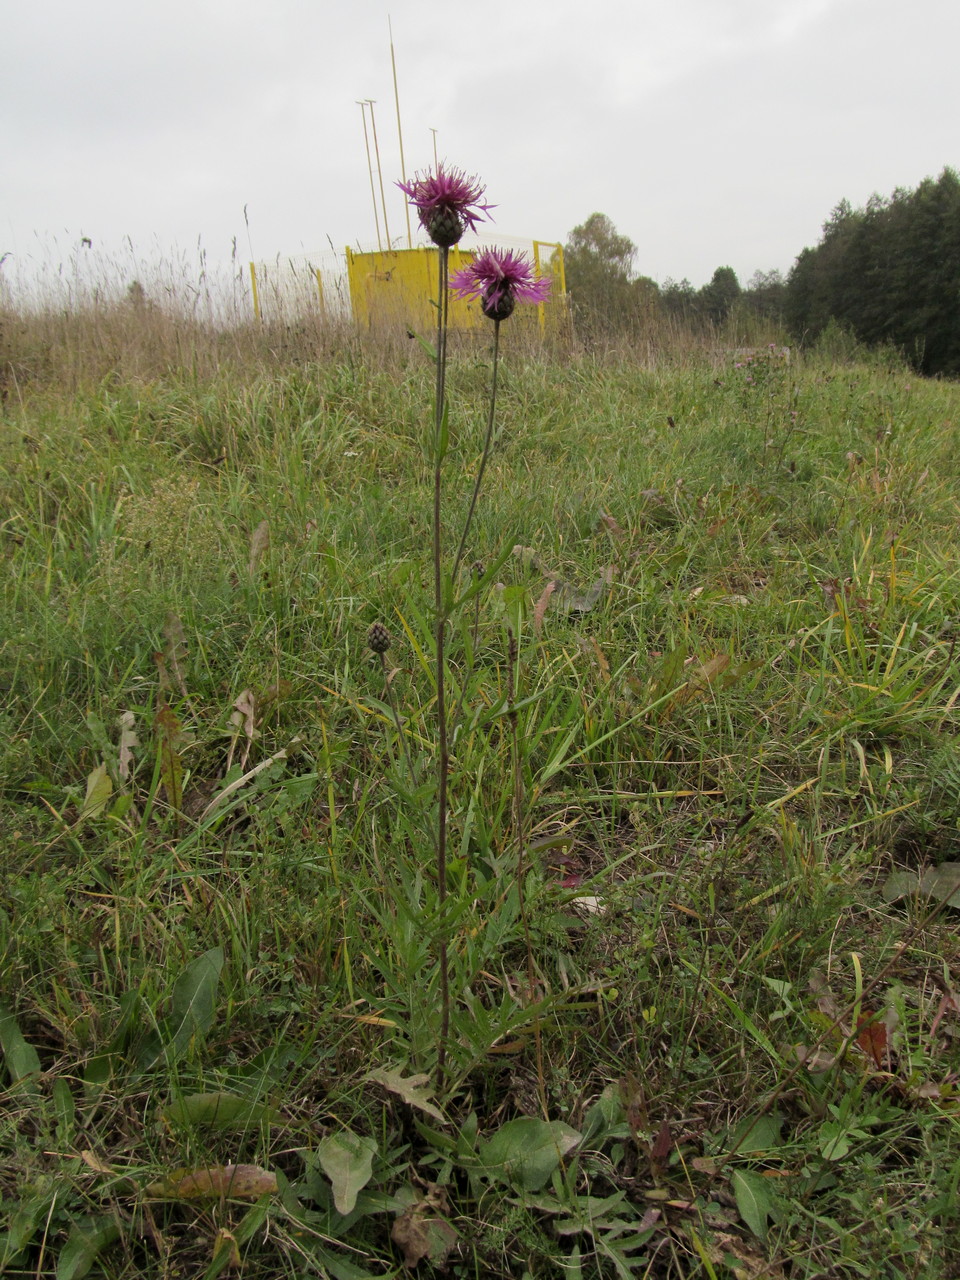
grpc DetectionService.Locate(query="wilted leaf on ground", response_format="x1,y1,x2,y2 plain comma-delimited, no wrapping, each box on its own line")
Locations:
145,1164,277,1200
316,1130,377,1215
364,1068,445,1122
79,762,112,822
80,1150,115,1176
391,1191,457,1270
227,688,259,773
532,580,557,633
117,710,138,782
882,863,960,908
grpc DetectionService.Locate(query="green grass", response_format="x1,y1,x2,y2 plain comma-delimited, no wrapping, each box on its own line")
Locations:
2,320,960,1278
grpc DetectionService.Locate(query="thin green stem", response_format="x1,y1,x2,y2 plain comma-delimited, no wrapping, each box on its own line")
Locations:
433,245,451,1083
453,318,501,581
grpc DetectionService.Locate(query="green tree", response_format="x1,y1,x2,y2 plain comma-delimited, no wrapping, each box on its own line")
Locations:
699,266,741,326
785,170,960,374
563,213,640,338
743,269,787,324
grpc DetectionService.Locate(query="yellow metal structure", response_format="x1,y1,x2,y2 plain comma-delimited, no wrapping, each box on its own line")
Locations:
345,243,567,334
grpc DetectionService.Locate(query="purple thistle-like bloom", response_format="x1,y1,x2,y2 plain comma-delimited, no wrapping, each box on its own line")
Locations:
450,248,551,321
397,165,493,248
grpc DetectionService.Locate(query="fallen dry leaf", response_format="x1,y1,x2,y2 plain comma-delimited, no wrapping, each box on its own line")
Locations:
145,1163,278,1200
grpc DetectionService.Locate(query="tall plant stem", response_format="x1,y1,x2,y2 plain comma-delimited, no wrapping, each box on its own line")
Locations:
433,245,451,1082
454,318,501,581
508,627,547,1118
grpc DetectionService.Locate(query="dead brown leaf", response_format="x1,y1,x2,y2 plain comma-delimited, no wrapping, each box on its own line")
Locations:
533,580,557,634
145,1163,278,1200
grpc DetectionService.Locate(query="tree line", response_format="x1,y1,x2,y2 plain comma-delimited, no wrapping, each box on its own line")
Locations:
563,167,960,376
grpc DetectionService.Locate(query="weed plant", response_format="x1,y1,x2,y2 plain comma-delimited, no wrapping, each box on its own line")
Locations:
2,262,960,1278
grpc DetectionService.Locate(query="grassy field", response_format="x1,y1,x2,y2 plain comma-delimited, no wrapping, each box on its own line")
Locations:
2,312,960,1278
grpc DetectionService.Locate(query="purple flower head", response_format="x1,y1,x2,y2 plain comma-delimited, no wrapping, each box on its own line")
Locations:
397,165,493,248
449,247,551,321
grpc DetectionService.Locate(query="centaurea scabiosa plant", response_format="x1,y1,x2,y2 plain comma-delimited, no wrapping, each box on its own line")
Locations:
453,249,551,1104
397,165,493,1081
394,169,551,1082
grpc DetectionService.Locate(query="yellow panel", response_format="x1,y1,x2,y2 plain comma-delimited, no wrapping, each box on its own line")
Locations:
345,244,567,335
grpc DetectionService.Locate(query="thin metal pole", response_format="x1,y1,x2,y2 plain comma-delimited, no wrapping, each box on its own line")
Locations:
430,128,439,170
366,99,392,250
357,100,383,252
389,17,412,249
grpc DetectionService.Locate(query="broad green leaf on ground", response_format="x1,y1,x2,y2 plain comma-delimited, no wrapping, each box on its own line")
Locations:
160,1091,282,1130
882,862,960,908
145,1163,278,1200
56,1215,122,1280
478,1118,581,1191
728,1112,784,1155
731,1168,776,1242
138,947,224,1068
0,1004,41,1092
316,1131,378,1215
167,946,224,1059
364,1067,445,1122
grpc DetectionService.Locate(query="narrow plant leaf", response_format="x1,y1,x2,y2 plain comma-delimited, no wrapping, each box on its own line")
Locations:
55,1215,122,1280
145,1164,278,1200
650,1119,673,1164
211,1228,241,1271
478,1118,581,1191
79,762,112,822
856,1011,887,1068
316,1131,378,1215
731,1168,775,1242
160,1091,281,1130
410,329,438,361
0,1004,41,1092
365,1067,445,1122
155,703,184,813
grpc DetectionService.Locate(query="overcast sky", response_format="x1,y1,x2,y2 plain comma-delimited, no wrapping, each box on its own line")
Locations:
4,0,959,300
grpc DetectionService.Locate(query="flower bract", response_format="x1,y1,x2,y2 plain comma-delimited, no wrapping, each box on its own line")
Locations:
449,248,551,320
397,165,493,247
